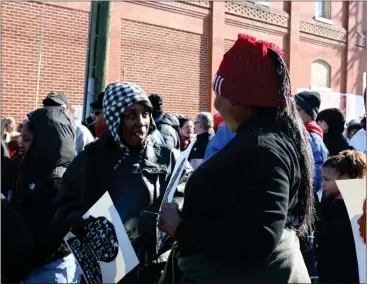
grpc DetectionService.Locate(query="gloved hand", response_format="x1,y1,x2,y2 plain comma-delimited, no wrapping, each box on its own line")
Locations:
67,211,92,239
124,211,158,245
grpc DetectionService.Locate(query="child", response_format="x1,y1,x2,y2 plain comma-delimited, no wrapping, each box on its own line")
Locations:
317,150,365,283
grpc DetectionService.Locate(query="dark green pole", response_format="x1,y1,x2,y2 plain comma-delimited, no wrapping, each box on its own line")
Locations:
93,1,112,98
82,1,111,119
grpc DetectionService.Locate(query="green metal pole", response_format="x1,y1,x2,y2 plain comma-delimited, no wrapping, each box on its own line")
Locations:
93,1,112,98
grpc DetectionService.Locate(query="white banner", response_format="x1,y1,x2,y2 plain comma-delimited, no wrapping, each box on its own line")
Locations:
336,179,366,284
156,135,197,252
64,192,139,284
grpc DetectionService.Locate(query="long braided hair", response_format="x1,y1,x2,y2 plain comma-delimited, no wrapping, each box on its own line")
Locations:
267,48,315,238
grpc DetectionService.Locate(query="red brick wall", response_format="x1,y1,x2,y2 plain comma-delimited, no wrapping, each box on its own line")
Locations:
1,2,89,123
120,16,208,120
1,1,366,124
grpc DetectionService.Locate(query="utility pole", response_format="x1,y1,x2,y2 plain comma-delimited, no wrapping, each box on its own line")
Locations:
83,1,112,120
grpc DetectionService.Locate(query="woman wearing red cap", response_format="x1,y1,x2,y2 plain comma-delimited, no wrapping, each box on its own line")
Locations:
158,34,314,283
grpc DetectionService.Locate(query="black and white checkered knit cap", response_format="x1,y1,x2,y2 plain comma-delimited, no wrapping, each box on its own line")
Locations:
103,82,156,172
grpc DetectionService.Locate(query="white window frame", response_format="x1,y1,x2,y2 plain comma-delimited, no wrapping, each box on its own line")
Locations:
309,86,333,92
246,1,271,7
257,2,271,7
314,1,333,25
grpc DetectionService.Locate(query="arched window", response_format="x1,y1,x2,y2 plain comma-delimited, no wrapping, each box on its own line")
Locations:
311,60,331,89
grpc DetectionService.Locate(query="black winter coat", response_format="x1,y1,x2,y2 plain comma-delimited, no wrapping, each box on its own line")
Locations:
316,197,359,283
1,194,35,282
156,114,180,150
188,129,215,162
323,133,349,156
10,106,76,270
53,134,192,280
173,111,310,282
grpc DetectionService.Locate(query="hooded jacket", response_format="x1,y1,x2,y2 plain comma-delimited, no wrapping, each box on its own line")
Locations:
11,106,76,269
317,108,349,156
156,114,180,150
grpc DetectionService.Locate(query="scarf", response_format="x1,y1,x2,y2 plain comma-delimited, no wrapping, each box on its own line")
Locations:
305,121,324,139
180,135,192,151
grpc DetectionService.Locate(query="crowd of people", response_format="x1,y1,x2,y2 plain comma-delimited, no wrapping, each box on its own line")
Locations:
1,33,366,284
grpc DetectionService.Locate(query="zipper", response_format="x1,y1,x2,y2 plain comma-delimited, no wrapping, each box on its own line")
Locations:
141,172,154,205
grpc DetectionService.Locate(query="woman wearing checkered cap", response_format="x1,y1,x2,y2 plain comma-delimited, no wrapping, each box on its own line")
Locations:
53,82,193,283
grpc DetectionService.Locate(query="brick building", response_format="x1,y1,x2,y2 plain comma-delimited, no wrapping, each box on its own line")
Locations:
1,1,366,123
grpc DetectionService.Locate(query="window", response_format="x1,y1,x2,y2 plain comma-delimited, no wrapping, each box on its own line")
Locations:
246,1,271,7
257,2,271,7
315,1,332,22
311,60,331,90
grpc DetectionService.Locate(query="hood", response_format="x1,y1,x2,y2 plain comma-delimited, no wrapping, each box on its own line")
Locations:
23,106,76,183
103,82,156,148
316,108,345,135
160,114,180,132
102,82,157,173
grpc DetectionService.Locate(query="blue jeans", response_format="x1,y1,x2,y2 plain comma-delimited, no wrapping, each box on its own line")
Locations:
23,254,81,284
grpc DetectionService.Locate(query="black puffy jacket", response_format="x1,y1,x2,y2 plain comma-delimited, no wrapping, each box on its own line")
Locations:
156,114,180,150
53,134,192,279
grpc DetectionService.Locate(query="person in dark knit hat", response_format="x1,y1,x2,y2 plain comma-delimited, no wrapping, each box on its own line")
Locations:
295,91,321,121
295,91,328,193
295,91,328,280
158,34,314,283
149,94,164,121
316,108,349,156
149,94,180,150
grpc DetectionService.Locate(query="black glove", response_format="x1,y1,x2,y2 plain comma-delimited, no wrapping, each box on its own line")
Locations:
124,211,158,245
67,211,92,239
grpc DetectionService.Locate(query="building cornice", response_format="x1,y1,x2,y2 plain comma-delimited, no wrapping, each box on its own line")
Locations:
299,35,346,51
225,18,288,37
176,1,210,9
224,1,289,28
356,32,366,48
300,20,347,43
134,1,209,19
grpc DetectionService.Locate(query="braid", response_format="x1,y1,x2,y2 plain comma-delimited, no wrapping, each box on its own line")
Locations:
268,48,315,238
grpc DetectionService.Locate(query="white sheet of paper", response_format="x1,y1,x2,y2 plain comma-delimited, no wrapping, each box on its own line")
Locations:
156,135,197,251
162,134,197,205
336,179,366,284
64,192,139,284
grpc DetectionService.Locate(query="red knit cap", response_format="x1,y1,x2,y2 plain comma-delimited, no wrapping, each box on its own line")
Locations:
213,34,284,107
213,112,224,130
